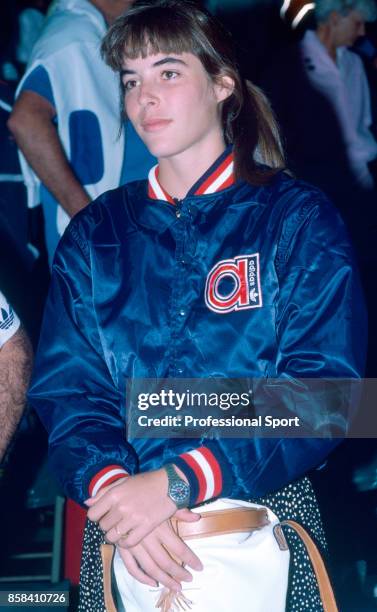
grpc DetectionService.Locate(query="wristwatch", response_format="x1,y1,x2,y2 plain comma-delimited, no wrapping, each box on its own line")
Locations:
164,463,190,509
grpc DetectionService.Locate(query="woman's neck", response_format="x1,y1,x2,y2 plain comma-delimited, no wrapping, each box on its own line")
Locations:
158,138,227,200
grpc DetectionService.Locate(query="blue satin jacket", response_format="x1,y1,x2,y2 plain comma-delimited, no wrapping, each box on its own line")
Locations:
28,170,367,505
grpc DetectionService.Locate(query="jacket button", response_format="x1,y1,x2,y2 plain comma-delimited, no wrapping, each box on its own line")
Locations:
177,368,184,374
176,210,181,218
179,309,186,316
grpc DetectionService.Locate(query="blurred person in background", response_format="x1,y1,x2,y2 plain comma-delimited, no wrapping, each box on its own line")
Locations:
0,4,19,82
300,0,377,190
0,1,50,83
8,0,154,266
16,0,51,68
263,0,377,263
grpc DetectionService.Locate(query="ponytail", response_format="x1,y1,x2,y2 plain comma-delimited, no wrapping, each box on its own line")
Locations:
223,75,286,185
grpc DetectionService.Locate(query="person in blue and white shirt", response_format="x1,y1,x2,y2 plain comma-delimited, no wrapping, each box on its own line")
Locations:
8,0,154,265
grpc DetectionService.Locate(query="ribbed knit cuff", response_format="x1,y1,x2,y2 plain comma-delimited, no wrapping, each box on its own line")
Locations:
88,464,129,497
172,443,234,506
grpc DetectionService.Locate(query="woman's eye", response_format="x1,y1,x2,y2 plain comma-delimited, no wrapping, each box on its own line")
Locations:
162,70,178,80
124,80,137,92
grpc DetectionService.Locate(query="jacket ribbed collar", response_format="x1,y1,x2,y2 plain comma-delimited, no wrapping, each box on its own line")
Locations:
148,146,235,204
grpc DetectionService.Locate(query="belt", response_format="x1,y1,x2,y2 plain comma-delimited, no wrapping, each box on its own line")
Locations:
170,506,269,540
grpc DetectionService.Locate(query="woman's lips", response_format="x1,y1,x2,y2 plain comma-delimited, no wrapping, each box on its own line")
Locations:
141,118,172,132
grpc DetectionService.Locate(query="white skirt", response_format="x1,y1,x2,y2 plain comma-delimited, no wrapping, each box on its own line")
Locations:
113,498,290,612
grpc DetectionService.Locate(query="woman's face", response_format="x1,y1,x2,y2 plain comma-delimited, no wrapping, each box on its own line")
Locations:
121,50,231,162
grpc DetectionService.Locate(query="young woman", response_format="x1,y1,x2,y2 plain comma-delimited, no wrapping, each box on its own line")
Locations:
28,1,366,610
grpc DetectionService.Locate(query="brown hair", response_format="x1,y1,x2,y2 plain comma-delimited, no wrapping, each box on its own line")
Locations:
102,0,285,185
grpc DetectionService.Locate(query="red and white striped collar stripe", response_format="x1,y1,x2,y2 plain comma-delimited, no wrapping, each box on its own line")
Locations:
148,147,235,203
148,165,175,204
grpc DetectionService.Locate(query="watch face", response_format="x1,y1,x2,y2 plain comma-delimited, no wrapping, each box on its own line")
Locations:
170,481,190,502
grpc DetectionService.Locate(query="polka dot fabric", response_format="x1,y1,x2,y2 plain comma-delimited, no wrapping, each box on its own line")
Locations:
78,476,325,611
79,518,106,612
253,477,326,611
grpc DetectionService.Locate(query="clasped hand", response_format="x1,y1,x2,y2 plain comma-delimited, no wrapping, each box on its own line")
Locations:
85,469,203,591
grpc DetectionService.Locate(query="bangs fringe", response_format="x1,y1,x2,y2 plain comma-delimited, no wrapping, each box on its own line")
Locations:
102,9,200,70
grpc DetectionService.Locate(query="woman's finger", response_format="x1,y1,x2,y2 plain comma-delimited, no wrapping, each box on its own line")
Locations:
117,546,158,588
98,510,123,535
86,495,113,523
116,519,156,549
87,480,130,522
173,508,201,522
129,546,182,592
158,525,203,572
141,537,194,583
105,520,133,544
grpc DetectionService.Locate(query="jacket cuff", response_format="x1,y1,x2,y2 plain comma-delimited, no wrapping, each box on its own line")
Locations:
88,464,129,497
171,443,234,506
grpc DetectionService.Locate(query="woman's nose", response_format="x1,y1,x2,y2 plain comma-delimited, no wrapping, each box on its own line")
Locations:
138,82,158,107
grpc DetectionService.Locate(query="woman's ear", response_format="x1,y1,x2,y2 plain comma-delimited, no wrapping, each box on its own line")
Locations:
214,74,235,103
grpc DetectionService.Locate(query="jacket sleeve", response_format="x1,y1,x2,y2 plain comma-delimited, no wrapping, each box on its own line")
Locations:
170,193,367,505
28,221,138,505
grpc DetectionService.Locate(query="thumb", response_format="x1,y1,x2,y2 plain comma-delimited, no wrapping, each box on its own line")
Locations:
174,508,201,522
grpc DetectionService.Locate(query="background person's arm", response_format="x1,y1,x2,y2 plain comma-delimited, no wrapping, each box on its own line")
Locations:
8,90,91,217
0,327,33,461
